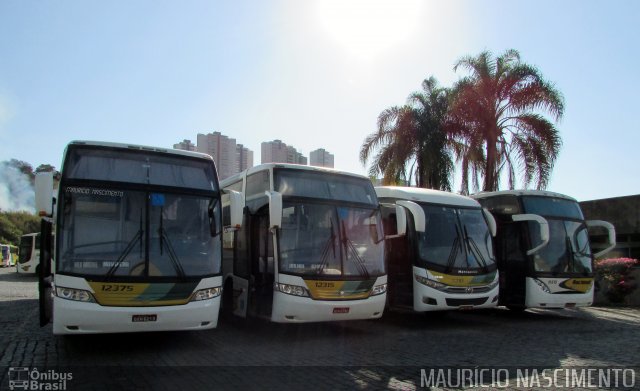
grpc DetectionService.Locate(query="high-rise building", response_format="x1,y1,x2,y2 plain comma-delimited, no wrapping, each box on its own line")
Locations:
261,140,288,164
173,139,196,151
196,132,253,180
309,148,334,168
287,146,307,165
236,144,254,173
261,140,307,165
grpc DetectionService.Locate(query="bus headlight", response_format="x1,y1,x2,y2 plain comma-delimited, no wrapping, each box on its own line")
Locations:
533,278,551,293
275,283,309,297
415,275,447,291
370,284,387,296
56,287,95,303
191,287,222,301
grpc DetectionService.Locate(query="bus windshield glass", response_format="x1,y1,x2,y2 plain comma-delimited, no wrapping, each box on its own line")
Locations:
58,188,221,277
522,196,583,220
416,205,496,272
278,202,385,278
274,169,377,205
529,220,593,274
64,146,217,192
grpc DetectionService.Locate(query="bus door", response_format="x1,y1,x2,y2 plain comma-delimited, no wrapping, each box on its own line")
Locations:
495,221,527,307
249,213,274,318
231,212,251,318
38,219,54,327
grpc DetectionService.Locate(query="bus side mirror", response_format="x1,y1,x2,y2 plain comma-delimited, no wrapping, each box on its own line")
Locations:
483,208,497,237
397,200,426,233
228,190,245,229
35,172,54,217
265,191,282,229
586,220,616,258
395,205,407,237
512,213,549,255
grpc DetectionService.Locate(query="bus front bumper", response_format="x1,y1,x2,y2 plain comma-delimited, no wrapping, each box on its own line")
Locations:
271,291,386,323
52,296,220,335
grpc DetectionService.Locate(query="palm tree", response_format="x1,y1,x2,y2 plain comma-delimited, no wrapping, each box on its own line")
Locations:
360,77,454,190
449,49,564,193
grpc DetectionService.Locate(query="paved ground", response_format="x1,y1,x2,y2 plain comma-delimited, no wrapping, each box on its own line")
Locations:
0,266,638,390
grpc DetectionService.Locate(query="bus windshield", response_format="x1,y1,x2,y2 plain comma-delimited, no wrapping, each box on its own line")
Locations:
522,196,583,220
58,188,221,278
529,220,593,274
416,205,496,272
64,146,217,192
274,169,377,205
278,202,385,278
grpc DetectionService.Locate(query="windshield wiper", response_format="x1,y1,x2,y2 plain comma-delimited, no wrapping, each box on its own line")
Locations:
158,208,186,280
317,219,337,275
463,226,489,273
341,221,370,279
445,226,461,274
106,211,143,279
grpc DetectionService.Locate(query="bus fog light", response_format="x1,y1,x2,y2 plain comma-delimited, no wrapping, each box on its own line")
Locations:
371,284,387,296
191,287,222,301
56,287,95,303
533,278,551,293
275,283,309,297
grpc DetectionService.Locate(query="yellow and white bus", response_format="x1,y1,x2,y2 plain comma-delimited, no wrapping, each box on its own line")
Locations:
472,190,616,310
17,233,39,274
376,187,499,312
36,141,237,334
220,164,388,322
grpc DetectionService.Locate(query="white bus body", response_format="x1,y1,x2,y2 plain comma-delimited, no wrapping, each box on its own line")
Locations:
37,141,229,334
472,190,615,310
220,164,387,323
17,233,39,274
376,186,499,312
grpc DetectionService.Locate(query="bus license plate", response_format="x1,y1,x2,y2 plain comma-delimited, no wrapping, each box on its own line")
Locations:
132,314,157,322
458,305,474,311
333,307,349,314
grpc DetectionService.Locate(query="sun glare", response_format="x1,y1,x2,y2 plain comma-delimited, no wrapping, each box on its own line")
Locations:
316,0,422,60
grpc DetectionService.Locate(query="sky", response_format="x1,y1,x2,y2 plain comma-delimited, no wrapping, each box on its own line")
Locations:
0,0,638,202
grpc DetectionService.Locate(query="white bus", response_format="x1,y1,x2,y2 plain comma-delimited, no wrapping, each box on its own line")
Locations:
17,233,39,274
36,141,236,334
376,187,499,312
472,190,616,310
220,164,388,322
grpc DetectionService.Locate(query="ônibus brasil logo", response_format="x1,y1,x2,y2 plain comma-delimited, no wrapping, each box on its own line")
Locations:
7,367,73,391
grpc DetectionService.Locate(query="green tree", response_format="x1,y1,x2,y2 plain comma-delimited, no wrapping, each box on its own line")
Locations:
449,49,564,194
0,211,40,246
360,77,454,190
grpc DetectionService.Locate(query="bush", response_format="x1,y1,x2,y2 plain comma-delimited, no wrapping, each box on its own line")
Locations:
594,258,639,303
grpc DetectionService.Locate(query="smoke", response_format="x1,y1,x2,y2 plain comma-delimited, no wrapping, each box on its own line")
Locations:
0,161,35,212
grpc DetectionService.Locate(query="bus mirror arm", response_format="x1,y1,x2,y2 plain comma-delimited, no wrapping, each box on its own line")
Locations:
227,190,245,229
265,191,282,229
383,205,407,239
512,214,549,256
482,208,497,237
586,220,616,258
397,200,426,233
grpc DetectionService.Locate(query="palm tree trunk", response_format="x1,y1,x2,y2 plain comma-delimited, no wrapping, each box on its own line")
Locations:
483,137,498,191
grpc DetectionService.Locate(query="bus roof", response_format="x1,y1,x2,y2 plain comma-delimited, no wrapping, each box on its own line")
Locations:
471,190,578,203
375,186,480,208
66,140,214,162
220,163,369,187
